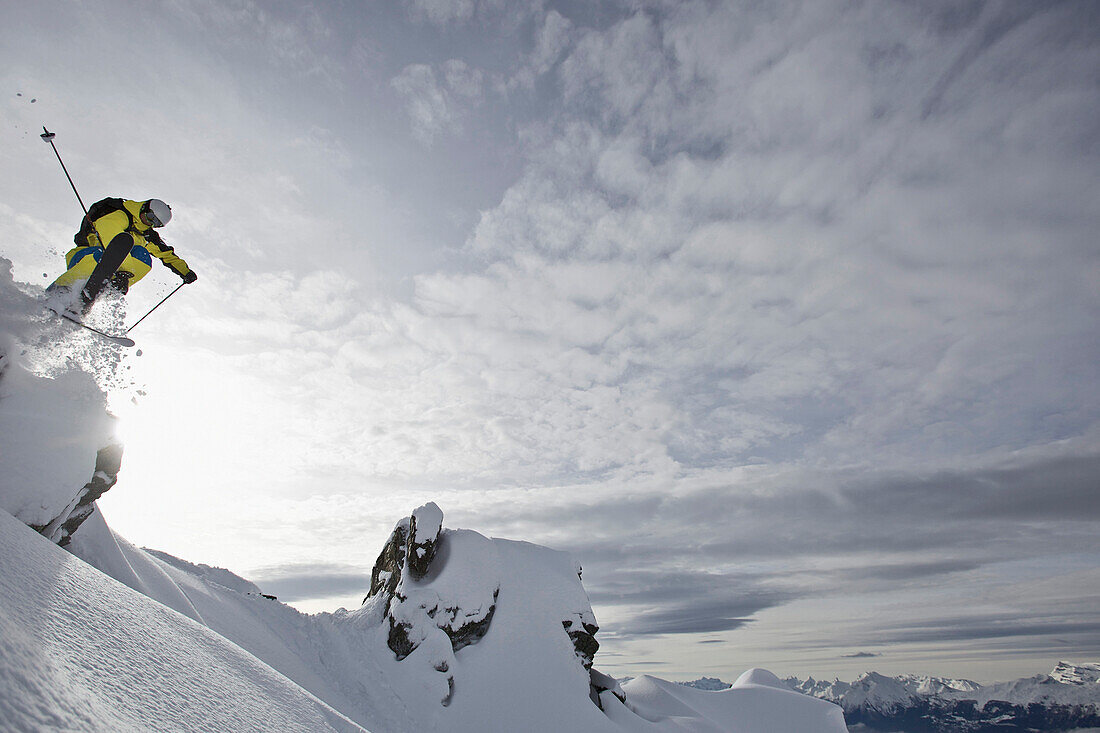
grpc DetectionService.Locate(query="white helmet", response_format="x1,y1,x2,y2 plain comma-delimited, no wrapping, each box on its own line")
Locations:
143,199,172,227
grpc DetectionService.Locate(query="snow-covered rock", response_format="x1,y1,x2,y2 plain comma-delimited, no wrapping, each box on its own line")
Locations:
365,502,500,704
408,501,443,579
0,257,123,544
363,502,607,710
1051,661,1100,686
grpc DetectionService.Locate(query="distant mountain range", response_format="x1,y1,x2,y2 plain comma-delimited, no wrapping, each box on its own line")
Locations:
683,662,1100,732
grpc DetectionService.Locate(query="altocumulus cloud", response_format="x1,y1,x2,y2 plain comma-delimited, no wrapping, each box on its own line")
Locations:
234,3,1099,668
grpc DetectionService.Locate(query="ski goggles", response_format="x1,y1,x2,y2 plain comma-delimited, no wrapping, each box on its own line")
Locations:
141,205,165,228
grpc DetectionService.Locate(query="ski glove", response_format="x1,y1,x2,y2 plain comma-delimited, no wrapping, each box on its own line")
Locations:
182,271,198,284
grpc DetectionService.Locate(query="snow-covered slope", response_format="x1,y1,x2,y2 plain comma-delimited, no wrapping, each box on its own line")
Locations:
69,504,610,732
611,671,846,732
0,509,366,733
63,503,847,732
66,508,408,732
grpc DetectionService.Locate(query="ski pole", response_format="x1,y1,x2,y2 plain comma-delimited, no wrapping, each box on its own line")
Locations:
41,126,108,255
40,127,92,220
126,282,185,334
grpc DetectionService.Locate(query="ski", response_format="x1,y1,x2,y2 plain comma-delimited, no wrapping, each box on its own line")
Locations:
52,310,136,347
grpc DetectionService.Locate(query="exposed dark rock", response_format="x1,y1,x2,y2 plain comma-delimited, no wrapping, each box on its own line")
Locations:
366,504,443,602
406,509,439,581
448,589,499,653
366,519,409,602
387,588,500,662
386,611,417,661
563,619,600,669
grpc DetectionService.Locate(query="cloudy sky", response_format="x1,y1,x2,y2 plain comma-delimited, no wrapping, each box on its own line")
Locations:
2,0,1098,683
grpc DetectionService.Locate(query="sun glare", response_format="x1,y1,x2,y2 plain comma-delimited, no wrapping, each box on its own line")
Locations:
99,338,292,566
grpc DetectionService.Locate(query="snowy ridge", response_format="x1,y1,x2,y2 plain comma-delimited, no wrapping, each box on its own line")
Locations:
12,501,851,732
961,665,1100,708
144,548,267,597
896,673,983,697
1051,661,1100,686
787,670,982,712
785,664,1100,731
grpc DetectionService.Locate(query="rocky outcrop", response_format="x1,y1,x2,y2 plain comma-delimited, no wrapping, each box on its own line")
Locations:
364,503,619,710
366,517,409,600
366,503,486,667
406,503,441,581
34,442,124,546
563,618,600,669
364,503,497,705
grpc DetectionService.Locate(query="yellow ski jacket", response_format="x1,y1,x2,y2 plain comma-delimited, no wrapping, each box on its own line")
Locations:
55,198,194,288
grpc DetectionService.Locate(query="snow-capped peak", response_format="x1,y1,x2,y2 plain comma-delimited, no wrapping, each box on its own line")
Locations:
842,671,919,711
1050,661,1100,686
733,668,789,690
894,673,982,696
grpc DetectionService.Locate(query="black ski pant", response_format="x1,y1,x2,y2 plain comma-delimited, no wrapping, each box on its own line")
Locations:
79,233,133,313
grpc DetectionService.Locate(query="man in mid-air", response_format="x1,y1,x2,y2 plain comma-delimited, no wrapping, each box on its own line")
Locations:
49,197,197,314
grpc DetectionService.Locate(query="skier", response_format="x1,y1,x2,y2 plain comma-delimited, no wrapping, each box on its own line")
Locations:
49,197,197,314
